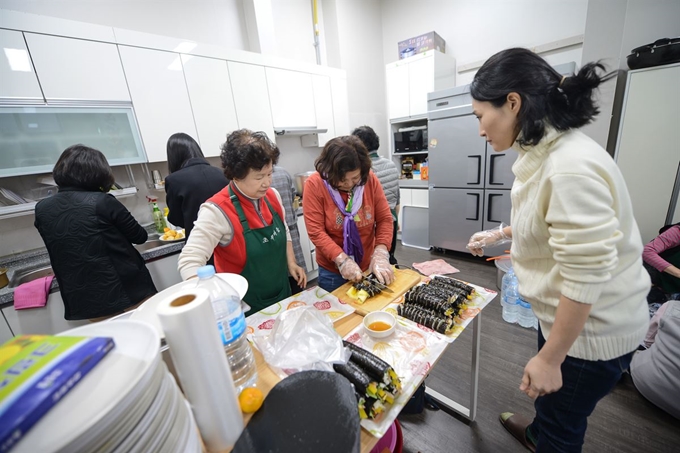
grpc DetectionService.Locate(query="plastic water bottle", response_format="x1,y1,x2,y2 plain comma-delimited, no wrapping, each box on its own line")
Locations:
196,265,257,393
517,297,535,329
502,278,519,324
501,267,516,307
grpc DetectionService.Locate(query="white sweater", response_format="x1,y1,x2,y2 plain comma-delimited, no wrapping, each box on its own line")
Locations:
510,127,650,361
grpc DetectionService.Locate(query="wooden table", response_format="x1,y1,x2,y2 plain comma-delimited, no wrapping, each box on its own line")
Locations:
240,272,489,452
242,300,391,452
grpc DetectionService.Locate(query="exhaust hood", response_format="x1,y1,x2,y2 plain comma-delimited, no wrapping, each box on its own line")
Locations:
274,127,328,136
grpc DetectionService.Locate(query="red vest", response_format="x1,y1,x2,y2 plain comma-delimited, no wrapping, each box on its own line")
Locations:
207,184,285,274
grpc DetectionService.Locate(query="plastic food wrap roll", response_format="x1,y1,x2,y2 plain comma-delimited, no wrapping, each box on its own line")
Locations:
157,288,244,452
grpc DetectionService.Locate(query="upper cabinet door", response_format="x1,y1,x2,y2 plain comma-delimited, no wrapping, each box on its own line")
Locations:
118,46,197,162
182,55,238,157
24,33,129,102
408,56,434,117
330,76,350,136
227,61,274,140
265,67,316,129
386,64,409,120
0,30,43,102
311,75,334,147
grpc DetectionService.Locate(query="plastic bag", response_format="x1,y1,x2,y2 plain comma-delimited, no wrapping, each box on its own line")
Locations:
254,306,350,378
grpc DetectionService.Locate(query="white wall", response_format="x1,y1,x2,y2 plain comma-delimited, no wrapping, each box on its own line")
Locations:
580,0,680,151
270,0,317,65
379,0,588,86
333,0,389,155
0,0,249,50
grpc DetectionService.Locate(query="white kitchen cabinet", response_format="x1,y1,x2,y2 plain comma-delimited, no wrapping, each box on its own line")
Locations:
330,76,350,136
385,50,456,120
0,29,43,102
24,33,130,102
398,188,412,231
297,214,313,273
181,55,239,157
145,252,183,291
408,57,435,117
615,63,680,243
228,61,275,140
118,46,197,162
0,313,14,342
411,188,429,207
2,292,88,336
398,187,428,242
266,67,316,129
311,75,335,147
386,64,410,120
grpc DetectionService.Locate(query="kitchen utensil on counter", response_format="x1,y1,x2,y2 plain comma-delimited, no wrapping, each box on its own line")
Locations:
363,311,396,339
364,275,395,293
339,268,422,317
294,171,316,196
0,268,8,289
232,370,361,453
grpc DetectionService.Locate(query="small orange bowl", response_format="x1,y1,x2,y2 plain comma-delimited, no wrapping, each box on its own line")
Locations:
363,311,396,339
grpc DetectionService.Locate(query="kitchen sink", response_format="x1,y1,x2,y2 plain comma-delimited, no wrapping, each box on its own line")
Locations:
9,266,55,288
134,239,165,253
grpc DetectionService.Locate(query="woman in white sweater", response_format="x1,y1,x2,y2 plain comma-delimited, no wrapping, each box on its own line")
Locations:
466,48,649,453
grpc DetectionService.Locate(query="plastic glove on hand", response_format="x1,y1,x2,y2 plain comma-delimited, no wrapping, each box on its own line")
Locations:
370,248,395,285
466,224,510,257
338,257,363,282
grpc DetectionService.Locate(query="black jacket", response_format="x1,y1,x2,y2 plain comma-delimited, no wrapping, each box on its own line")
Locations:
34,188,157,320
165,158,228,237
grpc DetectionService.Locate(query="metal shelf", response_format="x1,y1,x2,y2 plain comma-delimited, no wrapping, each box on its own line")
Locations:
0,187,138,220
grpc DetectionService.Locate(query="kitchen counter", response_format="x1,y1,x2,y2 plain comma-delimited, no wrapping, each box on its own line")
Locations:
398,179,429,188
0,240,185,307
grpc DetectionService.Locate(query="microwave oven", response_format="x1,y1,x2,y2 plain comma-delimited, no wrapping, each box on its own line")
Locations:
394,129,427,153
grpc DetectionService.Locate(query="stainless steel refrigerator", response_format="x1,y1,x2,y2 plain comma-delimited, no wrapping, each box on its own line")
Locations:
427,86,515,256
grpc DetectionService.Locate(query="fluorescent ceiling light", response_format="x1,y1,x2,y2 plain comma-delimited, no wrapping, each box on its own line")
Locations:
4,48,32,72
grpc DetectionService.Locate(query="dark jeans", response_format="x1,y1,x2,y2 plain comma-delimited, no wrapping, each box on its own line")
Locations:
288,276,304,295
318,266,347,293
389,219,398,265
528,328,634,452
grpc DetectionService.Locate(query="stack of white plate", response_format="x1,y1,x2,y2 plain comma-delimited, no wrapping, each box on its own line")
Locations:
13,320,202,453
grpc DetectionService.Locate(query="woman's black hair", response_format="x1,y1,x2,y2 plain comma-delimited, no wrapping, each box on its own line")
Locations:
220,129,280,180
167,133,204,174
52,144,115,191
351,125,380,152
315,135,372,188
470,48,617,147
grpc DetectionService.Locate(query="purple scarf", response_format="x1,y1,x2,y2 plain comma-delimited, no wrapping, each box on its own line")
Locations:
323,180,365,265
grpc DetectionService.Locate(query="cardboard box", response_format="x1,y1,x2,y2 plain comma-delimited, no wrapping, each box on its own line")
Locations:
398,32,446,59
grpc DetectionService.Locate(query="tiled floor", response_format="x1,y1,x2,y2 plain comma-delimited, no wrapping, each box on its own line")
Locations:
391,244,679,453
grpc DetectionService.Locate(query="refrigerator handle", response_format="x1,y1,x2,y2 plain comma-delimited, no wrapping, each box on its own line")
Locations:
468,155,481,185
488,154,505,186
466,192,480,221
487,193,504,223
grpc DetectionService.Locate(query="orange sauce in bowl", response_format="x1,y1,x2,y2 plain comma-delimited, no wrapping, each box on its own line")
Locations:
367,321,392,331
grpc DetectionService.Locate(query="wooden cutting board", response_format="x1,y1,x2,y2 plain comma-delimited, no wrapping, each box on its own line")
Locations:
332,268,423,317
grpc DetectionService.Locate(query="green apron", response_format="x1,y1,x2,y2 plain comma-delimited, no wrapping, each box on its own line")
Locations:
230,187,292,313
659,246,680,294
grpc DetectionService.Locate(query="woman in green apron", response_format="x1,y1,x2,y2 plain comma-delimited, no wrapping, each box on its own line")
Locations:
178,129,307,313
